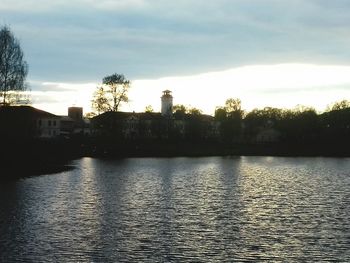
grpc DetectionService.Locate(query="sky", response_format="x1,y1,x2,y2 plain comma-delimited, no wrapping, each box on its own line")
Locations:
1,0,350,115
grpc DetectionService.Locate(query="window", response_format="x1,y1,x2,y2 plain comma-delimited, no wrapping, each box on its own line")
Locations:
48,120,52,126
38,120,42,126
53,120,56,126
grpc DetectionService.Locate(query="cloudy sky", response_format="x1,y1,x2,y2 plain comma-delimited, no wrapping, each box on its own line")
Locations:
1,0,350,114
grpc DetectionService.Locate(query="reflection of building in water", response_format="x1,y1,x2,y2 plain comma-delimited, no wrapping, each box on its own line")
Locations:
161,90,173,117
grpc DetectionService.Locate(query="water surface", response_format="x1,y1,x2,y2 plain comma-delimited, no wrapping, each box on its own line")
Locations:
1,157,349,262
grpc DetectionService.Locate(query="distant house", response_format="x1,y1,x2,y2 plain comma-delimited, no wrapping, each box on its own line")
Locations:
0,106,60,138
92,111,164,139
59,116,75,136
91,90,221,141
91,110,220,141
36,114,61,138
60,107,91,136
0,105,91,139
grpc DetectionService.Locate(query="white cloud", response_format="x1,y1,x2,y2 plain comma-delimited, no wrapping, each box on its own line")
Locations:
122,64,350,114
31,82,96,115
30,64,350,115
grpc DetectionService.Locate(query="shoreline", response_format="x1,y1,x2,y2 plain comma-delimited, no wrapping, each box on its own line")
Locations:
1,139,349,182
86,140,350,158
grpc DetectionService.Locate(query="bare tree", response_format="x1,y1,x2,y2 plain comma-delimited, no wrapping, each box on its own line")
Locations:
92,73,130,114
0,26,28,105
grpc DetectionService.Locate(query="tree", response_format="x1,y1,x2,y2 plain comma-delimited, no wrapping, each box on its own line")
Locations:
173,104,187,119
0,26,28,105
327,100,350,111
92,86,109,114
172,104,202,115
214,107,227,121
173,104,187,114
84,112,96,119
225,98,243,119
145,105,154,113
215,98,244,142
188,107,202,115
92,73,130,114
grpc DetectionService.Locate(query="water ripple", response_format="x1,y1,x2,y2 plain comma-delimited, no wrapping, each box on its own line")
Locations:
0,157,350,262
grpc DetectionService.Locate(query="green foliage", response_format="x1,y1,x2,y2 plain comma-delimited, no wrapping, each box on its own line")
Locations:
244,105,324,143
188,107,202,115
173,104,187,114
173,104,202,117
145,105,154,113
91,94,350,146
92,86,109,114
85,112,96,119
328,100,350,111
214,107,227,121
225,98,241,113
92,73,130,114
214,98,244,142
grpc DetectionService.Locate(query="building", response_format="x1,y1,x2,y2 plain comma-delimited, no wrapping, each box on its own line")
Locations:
0,106,60,138
161,90,173,117
68,106,83,121
37,114,61,138
91,90,220,141
61,107,91,136
0,105,91,139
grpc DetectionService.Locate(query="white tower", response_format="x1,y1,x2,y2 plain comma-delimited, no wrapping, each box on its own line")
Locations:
161,90,173,117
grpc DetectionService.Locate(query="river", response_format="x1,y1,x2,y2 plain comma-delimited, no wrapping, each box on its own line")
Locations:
1,157,349,262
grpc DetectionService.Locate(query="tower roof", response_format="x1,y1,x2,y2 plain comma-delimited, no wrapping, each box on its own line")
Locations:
162,90,173,98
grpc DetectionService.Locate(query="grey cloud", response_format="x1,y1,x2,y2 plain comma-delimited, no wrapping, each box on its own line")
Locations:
29,81,78,92
2,0,350,82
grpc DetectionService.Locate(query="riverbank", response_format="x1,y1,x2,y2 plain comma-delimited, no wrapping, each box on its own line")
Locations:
87,140,350,158
1,138,349,181
0,138,79,181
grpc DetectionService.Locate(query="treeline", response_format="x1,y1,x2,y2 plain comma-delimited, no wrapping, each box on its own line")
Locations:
213,99,350,144
88,98,350,158
169,99,349,145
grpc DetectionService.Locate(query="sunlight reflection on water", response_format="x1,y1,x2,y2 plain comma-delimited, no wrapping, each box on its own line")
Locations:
0,156,349,262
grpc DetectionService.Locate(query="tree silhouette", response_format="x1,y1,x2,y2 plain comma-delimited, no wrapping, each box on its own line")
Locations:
145,105,154,113
214,98,243,142
328,100,350,111
188,107,202,115
0,26,28,105
92,73,130,113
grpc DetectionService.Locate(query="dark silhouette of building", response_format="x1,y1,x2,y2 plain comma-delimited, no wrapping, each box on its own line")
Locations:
68,107,83,121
